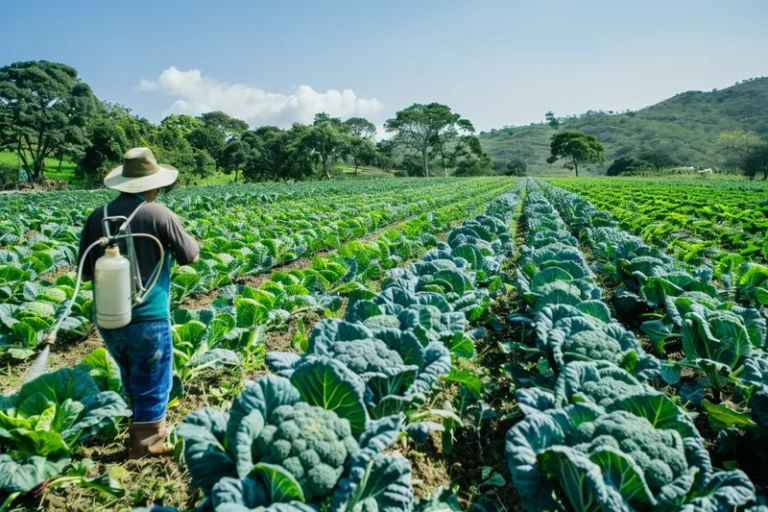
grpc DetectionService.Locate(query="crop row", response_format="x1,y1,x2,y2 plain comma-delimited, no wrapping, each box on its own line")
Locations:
0,182,523,510
504,179,767,510
0,179,510,362
164,180,515,396
548,177,768,268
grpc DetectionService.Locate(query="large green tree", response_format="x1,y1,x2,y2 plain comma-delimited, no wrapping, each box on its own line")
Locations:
452,135,493,176
186,124,226,170
221,139,250,183
740,145,768,180
385,103,470,177
242,125,314,182
546,130,604,176
159,114,202,135
717,130,766,167
76,105,152,185
303,120,349,179
199,111,249,139
433,118,475,177
0,61,99,182
347,136,376,175
343,117,376,139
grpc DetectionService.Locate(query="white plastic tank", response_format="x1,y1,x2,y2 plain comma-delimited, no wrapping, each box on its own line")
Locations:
94,246,132,329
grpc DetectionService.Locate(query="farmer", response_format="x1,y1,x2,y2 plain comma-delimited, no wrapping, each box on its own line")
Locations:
78,147,199,458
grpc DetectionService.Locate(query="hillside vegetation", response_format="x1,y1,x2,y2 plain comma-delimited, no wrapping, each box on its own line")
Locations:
480,77,768,175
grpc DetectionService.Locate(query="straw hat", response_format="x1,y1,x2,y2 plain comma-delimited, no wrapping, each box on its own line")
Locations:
104,147,179,193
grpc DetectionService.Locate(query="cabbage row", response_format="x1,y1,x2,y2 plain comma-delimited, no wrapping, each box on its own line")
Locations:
171,187,522,511
540,180,768,438
504,181,760,511
0,178,509,362
0,180,520,509
548,177,768,268
165,180,513,392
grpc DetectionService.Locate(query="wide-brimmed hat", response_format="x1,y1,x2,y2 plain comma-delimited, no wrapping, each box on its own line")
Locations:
104,147,179,193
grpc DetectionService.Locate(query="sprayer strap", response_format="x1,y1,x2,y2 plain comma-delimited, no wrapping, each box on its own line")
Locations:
103,200,147,235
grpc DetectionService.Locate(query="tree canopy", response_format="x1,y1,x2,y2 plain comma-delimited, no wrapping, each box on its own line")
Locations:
0,61,99,182
385,103,473,177
0,59,496,186
546,130,605,176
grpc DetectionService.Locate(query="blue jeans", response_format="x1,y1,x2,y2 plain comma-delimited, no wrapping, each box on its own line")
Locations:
99,319,173,422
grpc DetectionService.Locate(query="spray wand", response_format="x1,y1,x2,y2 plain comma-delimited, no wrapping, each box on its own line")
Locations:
23,206,164,383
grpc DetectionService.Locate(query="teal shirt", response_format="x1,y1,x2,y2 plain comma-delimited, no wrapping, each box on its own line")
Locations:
131,251,173,323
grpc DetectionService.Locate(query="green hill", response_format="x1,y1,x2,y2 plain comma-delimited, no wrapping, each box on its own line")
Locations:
480,76,768,175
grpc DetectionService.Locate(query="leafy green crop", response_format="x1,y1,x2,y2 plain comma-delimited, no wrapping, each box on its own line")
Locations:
0,368,130,494
176,374,413,510
507,362,757,512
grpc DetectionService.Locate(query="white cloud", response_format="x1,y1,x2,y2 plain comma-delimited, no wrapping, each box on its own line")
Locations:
138,66,384,126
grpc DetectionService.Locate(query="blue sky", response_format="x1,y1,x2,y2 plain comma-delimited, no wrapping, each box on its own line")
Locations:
2,0,766,132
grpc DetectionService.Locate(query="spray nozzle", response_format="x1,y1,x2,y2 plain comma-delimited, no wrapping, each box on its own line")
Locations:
42,331,57,346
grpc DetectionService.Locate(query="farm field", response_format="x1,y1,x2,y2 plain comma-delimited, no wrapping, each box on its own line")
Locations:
4,176,768,512
548,177,768,268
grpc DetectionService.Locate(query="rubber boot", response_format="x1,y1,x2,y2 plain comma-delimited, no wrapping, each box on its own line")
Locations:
128,417,172,459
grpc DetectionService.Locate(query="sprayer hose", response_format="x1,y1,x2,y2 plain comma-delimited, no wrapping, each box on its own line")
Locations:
46,238,104,343
47,232,165,343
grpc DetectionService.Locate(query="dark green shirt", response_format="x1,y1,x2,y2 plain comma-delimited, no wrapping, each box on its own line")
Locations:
78,193,199,323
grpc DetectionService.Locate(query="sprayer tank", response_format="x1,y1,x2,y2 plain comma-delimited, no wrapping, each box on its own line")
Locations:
94,246,132,329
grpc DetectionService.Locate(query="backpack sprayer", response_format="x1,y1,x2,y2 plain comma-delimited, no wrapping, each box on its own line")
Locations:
25,203,164,381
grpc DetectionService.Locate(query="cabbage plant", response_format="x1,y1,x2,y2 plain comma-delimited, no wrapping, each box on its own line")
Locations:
177,371,414,511
0,368,130,494
507,361,758,512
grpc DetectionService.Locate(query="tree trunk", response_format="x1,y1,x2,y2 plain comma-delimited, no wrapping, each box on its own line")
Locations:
234,168,239,184
441,153,447,177
422,148,429,178
354,161,359,176
34,158,45,183
57,155,64,173
573,158,579,177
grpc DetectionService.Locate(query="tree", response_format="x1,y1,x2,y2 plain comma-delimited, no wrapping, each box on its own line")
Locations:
449,135,493,176
605,156,653,176
717,130,766,167
503,158,527,176
303,120,349,179
149,119,197,181
385,103,468,177
740,145,768,180
313,112,342,128
546,130,604,177
186,125,225,170
199,111,249,139
242,125,314,182
0,61,99,182
433,118,475,177
343,117,376,139
545,111,560,129
159,114,202,135
222,139,249,183
374,140,396,171
188,149,216,184
76,105,153,185
347,136,376,175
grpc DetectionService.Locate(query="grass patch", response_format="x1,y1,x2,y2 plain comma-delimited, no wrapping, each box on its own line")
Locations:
0,149,78,181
